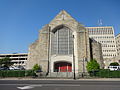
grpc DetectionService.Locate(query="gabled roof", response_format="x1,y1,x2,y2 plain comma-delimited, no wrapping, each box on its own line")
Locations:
49,10,84,30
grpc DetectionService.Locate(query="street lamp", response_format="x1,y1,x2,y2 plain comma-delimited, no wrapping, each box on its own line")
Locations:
47,26,51,76
82,57,85,77
73,35,76,80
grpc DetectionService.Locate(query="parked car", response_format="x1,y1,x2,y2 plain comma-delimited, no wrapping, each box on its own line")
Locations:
108,66,120,71
9,66,25,70
9,66,18,70
17,65,25,70
0,66,9,70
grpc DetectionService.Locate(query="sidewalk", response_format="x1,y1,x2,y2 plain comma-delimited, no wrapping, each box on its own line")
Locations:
0,77,120,81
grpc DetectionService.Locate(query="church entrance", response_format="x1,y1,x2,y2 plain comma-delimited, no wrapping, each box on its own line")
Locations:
54,62,72,72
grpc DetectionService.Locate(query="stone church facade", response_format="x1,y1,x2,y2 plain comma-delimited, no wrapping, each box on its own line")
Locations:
26,10,104,77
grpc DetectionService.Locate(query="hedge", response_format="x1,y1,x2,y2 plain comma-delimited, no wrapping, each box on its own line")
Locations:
89,69,120,78
1,69,120,78
0,70,35,77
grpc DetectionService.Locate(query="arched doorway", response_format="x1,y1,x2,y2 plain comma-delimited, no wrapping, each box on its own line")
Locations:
54,62,72,72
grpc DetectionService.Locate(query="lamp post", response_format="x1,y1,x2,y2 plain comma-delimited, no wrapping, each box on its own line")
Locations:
46,26,50,75
82,57,85,77
73,35,76,80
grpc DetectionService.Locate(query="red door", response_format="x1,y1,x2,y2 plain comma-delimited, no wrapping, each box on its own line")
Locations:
54,62,72,72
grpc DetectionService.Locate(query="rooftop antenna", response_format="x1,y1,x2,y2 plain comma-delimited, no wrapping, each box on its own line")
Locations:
98,19,103,26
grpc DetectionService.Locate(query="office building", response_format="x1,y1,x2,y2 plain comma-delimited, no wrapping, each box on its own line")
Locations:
86,26,117,59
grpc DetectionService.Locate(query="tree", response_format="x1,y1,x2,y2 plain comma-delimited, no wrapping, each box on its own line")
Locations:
0,57,13,67
32,64,41,71
109,62,119,66
86,59,100,72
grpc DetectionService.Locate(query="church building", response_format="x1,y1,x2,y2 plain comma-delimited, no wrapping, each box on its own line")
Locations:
26,10,104,77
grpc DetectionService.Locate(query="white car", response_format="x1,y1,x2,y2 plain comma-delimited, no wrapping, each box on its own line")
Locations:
108,66,120,71
9,66,15,70
9,66,21,70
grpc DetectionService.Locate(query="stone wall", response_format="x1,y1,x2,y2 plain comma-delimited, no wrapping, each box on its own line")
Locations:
104,55,120,69
48,10,91,73
89,38,104,68
77,27,91,72
26,25,49,72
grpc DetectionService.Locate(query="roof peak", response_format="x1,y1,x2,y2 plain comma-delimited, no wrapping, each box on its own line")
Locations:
61,10,67,12
59,10,70,15
49,10,84,27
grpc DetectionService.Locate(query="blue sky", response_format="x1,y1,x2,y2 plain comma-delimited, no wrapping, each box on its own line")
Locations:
0,0,120,54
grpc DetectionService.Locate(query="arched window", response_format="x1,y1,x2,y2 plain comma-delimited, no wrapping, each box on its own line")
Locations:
51,26,73,55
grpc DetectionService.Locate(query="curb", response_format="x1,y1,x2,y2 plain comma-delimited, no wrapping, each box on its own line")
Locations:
0,78,120,81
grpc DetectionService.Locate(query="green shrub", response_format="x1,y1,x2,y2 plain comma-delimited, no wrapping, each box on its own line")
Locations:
91,69,120,78
86,59,100,72
109,62,119,66
25,70,35,76
0,70,35,77
32,64,41,71
96,69,110,78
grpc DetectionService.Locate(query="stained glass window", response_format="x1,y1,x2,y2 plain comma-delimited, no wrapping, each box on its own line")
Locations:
51,26,73,55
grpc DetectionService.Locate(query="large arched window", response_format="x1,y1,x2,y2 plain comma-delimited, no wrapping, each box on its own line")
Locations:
51,26,73,55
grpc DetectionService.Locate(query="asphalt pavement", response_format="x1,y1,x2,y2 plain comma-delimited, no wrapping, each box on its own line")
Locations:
0,80,120,90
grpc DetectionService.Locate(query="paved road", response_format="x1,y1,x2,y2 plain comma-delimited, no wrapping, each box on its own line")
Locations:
0,80,120,90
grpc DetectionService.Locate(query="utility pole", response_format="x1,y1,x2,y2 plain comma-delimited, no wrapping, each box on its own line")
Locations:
73,35,76,80
82,57,85,77
47,25,51,76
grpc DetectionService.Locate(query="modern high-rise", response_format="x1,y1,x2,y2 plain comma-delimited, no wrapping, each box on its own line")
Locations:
86,26,117,59
116,33,120,56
